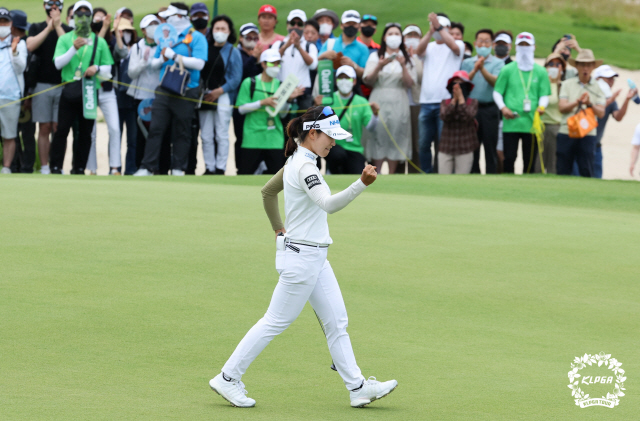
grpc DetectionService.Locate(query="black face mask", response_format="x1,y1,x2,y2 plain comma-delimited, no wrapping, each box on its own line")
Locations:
463,53,472,60
91,21,103,33
192,18,208,30
361,26,375,37
288,27,303,37
560,52,570,62
343,25,358,38
494,44,509,58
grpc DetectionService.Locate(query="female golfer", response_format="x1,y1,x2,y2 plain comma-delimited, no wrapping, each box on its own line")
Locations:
210,106,397,408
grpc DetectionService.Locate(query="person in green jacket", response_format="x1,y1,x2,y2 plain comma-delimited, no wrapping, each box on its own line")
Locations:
236,48,303,174
314,65,379,174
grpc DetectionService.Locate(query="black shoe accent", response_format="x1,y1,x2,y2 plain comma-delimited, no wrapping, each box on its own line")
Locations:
330,363,337,371
222,373,233,382
51,167,62,174
204,169,215,175
215,168,225,175
350,380,364,392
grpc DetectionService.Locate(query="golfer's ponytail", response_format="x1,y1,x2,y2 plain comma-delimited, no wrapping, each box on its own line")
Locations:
284,106,330,158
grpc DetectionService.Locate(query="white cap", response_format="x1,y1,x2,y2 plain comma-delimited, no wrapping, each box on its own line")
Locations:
594,65,618,79
341,10,360,24
73,1,93,14
303,109,352,141
287,9,306,23
494,33,512,44
437,16,451,28
159,5,188,19
140,14,161,29
403,25,422,37
260,48,281,63
336,65,356,79
516,32,535,45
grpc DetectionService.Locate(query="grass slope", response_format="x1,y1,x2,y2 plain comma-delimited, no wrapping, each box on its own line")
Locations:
7,0,640,69
1,174,638,420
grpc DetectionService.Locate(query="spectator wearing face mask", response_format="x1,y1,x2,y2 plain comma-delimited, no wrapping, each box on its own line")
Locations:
26,0,73,175
273,9,318,111
0,7,28,174
438,71,479,174
461,29,504,174
552,35,580,80
134,2,208,177
493,32,550,174
190,3,209,37
199,15,242,175
126,14,162,172
66,3,74,27
235,49,304,175
582,65,636,178
449,21,464,41
318,10,369,79
358,14,379,53
314,65,379,174
312,8,338,50
402,24,424,173
493,31,512,64
363,22,417,174
415,12,465,173
557,49,606,177
536,53,566,174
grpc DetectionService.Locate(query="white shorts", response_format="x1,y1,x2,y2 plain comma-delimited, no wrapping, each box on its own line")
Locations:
0,100,21,139
31,82,63,123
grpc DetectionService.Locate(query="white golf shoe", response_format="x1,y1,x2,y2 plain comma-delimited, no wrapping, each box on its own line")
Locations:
209,373,256,408
133,168,153,176
171,169,184,176
350,376,398,408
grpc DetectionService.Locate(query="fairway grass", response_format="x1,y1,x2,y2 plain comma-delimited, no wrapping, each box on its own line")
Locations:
1,175,638,420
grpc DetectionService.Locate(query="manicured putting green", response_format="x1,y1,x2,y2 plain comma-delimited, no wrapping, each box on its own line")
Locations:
1,175,638,420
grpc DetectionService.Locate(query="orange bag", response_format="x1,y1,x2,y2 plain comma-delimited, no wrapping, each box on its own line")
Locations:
567,106,598,139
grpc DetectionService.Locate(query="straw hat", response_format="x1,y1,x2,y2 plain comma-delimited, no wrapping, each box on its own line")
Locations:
568,49,603,67
117,18,135,32
544,53,567,70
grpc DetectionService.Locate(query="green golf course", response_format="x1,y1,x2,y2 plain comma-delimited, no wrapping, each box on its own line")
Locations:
1,174,637,420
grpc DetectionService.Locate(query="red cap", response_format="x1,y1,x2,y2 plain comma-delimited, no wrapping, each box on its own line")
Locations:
258,4,277,17
446,70,474,92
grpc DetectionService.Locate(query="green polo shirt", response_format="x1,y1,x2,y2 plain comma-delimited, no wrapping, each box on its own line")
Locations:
494,62,551,133
461,55,504,103
333,92,373,154
53,32,113,83
558,77,606,137
236,75,285,150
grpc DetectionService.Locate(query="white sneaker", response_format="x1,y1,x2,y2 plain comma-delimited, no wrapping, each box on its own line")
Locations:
350,376,398,408
1,167,11,174
171,169,185,176
209,373,256,408
133,168,153,176
40,165,51,175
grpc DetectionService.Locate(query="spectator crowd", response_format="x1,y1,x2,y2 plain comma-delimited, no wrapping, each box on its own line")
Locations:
0,1,638,177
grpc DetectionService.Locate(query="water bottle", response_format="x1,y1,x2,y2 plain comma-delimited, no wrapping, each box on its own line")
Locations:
627,79,640,104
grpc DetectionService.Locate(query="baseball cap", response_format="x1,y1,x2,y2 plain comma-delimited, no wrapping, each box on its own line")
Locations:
593,64,618,79
303,107,352,141
0,7,12,22
258,4,277,17
287,9,306,23
158,4,188,19
260,48,281,63
239,23,259,36
73,1,93,14
116,7,133,17
336,65,356,79
403,25,422,37
494,33,512,44
140,14,160,29
190,2,209,16
516,32,535,45
341,10,360,24
9,10,28,31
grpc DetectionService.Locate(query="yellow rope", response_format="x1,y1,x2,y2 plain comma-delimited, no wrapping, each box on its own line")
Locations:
378,115,425,174
0,80,73,110
529,110,546,174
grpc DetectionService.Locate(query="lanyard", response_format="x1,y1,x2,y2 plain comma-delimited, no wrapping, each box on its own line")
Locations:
258,77,276,98
518,68,534,100
336,95,352,129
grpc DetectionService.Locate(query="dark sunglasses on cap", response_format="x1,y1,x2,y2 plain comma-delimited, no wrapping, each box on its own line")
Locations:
362,14,377,22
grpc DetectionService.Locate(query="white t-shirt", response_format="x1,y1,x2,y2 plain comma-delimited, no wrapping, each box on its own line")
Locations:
272,38,318,89
283,146,366,244
632,123,640,146
419,40,465,104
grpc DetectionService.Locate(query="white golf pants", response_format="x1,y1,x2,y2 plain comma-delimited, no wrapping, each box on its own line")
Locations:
199,93,232,172
222,245,365,390
88,88,122,171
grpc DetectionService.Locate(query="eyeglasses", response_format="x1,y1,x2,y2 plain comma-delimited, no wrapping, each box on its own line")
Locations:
289,20,304,27
362,14,377,22
309,106,334,132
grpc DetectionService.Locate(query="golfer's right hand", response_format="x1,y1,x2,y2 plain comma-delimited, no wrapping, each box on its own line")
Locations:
360,165,377,186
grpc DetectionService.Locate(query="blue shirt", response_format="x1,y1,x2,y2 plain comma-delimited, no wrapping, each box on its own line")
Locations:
155,27,208,89
316,33,335,51
460,55,504,103
319,35,370,69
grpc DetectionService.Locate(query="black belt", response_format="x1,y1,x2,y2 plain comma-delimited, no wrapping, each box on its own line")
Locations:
478,102,497,108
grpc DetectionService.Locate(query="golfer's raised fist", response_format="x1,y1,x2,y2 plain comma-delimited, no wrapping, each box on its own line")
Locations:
360,165,377,186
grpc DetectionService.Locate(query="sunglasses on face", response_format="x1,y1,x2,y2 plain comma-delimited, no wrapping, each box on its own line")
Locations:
45,1,62,8
547,62,563,67
75,10,91,17
289,20,304,28
244,35,259,42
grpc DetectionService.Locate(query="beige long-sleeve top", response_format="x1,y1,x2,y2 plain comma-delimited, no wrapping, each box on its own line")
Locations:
261,167,285,231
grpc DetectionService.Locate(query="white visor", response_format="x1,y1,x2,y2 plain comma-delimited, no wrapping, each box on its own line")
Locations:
303,114,352,141
159,5,188,19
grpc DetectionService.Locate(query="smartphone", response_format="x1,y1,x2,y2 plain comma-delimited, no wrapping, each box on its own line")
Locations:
512,111,520,118
389,53,398,60
564,34,572,51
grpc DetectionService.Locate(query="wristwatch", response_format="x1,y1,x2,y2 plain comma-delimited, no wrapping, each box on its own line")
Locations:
435,25,444,32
